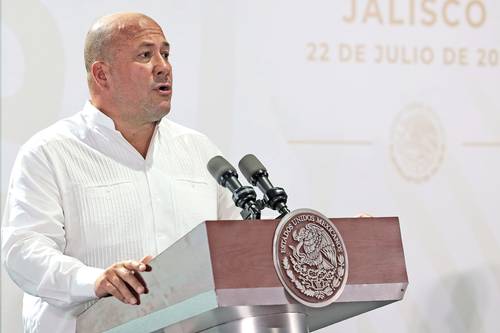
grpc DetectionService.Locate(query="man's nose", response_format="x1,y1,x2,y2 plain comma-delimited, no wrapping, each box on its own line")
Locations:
154,54,170,78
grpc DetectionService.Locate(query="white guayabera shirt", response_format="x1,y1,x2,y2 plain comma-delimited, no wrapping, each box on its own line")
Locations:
1,101,240,333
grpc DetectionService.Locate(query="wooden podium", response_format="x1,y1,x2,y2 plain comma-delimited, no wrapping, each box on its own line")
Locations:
77,217,408,333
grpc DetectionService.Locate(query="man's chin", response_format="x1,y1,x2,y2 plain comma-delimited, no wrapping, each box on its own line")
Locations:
152,105,171,121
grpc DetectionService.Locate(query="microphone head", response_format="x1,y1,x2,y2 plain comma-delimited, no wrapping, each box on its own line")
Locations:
238,154,267,184
207,155,238,186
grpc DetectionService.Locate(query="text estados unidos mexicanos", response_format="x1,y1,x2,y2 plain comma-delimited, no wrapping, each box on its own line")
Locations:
279,214,343,254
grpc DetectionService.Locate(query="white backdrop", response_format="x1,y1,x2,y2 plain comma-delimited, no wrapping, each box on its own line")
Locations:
2,0,500,332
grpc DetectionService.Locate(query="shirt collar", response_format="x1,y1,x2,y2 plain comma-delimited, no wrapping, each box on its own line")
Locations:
82,100,117,130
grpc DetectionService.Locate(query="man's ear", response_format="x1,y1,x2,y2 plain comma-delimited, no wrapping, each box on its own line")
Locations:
91,61,110,89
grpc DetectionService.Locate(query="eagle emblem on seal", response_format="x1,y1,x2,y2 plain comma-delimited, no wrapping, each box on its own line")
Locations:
291,223,337,270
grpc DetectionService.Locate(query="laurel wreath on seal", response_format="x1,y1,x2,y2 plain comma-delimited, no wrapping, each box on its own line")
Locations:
282,254,345,300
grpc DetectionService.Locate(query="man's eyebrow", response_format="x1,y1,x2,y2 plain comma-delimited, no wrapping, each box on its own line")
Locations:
137,41,170,49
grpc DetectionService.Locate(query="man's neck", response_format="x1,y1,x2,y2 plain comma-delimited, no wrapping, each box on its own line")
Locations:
90,99,158,159
115,121,156,159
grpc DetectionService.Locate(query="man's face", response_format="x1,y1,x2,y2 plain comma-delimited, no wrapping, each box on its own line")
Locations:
106,20,173,125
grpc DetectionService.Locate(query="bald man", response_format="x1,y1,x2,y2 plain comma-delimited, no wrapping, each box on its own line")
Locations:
2,13,239,333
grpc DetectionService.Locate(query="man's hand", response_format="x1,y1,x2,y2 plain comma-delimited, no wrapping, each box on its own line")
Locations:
94,255,153,305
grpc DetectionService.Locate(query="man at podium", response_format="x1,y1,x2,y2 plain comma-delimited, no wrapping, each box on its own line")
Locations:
1,12,239,333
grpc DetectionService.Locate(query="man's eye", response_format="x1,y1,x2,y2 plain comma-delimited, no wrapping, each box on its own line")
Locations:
139,52,151,58
162,52,169,59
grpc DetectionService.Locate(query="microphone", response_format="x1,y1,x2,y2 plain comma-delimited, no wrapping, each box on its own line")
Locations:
207,155,261,220
238,154,290,217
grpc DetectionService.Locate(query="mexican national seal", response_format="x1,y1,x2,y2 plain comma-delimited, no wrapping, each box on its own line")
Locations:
390,103,445,183
273,209,348,307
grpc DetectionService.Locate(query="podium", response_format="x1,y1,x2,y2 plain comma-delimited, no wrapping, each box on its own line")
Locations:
77,217,408,332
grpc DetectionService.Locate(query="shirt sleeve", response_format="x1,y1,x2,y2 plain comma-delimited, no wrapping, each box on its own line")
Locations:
1,145,104,309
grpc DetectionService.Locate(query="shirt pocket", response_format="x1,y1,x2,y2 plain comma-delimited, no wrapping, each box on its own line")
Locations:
172,178,218,236
72,181,145,252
